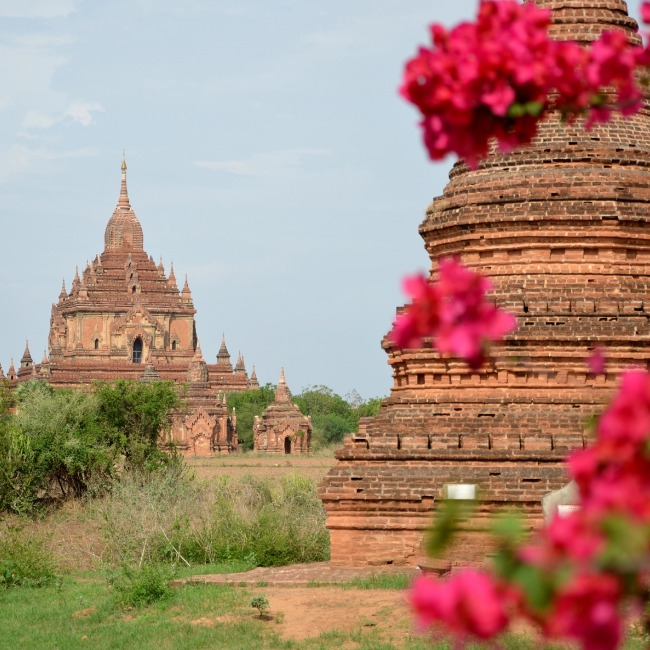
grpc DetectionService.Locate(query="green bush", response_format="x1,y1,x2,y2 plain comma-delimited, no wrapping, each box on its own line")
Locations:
93,379,180,470
0,379,182,514
107,562,175,607
0,526,58,589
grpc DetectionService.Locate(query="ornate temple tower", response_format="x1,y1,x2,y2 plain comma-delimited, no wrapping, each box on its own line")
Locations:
10,159,256,455
319,0,650,566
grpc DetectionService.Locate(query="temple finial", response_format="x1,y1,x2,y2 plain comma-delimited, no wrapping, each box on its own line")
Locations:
119,153,130,207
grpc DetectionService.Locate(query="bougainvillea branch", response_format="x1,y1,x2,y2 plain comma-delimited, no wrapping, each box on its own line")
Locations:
412,370,650,650
400,0,649,168
390,258,516,369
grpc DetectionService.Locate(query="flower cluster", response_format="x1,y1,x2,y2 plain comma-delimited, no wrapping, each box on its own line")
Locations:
400,0,646,167
412,370,650,650
391,258,516,369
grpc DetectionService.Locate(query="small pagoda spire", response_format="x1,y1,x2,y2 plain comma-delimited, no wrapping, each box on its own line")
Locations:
249,365,259,389
275,367,290,402
157,257,164,276
187,338,209,383
41,350,48,364
20,341,33,369
59,279,67,303
119,154,130,207
234,352,247,376
217,333,231,365
168,262,177,288
194,338,205,361
182,274,192,299
8,358,15,380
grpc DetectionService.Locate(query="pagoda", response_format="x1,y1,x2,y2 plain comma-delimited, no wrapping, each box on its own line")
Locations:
253,369,312,454
10,159,258,454
319,0,650,566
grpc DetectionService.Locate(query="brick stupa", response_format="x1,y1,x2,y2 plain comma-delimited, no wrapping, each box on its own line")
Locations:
319,0,650,567
253,369,312,454
10,159,257,455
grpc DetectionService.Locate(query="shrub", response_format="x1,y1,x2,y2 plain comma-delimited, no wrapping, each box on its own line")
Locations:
93,379,180,470
0,525,58,589
0,424,39,514
96,466,329,569
249,595,270,618
12,383,116,501
107,562,175,607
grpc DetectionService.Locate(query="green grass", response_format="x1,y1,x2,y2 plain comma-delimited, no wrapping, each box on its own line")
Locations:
0,564,433,650
342,573,413,591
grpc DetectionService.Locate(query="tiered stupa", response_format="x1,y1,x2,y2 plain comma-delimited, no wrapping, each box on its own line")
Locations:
319,0,650,566
253,369,312,454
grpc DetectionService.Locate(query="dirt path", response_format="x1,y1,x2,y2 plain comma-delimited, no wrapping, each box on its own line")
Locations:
254,586,412,642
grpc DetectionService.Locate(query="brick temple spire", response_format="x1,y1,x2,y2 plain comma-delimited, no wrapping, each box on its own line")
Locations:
7,359,15,381
217,333,231,365
275,367,289,402
59,279,67,303
248,366,259,389
104,156,143,252
20,341,33,369
168,263,177,289
118,155,130,207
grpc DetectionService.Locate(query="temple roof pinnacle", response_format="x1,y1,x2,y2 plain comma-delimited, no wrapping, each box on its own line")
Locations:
8,358,15,375
21,340,33,368
41,350,49,364
59,278,67,302
168,262,177,288
119,155,130,207
275,367,290,402
217,333,231,364
182,274,192,298
157,257,164,276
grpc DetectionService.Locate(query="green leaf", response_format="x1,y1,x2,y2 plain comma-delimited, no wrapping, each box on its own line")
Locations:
525,101,544,118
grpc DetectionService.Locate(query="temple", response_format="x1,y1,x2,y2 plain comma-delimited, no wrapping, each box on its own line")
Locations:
319,0,650,566
8,159,260,455
253,369,312,454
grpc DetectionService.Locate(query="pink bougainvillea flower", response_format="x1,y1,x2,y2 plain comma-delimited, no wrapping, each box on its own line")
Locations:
588,347,606,375
411,572,510,639
391,259,516,368
642,1,650,25
400,0,643,167
390,274,442,350
545,573,622,650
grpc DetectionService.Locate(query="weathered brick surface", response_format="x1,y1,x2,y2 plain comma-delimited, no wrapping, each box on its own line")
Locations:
319,0,650,566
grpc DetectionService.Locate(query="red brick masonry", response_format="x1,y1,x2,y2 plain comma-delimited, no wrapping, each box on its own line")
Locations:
319,0,650,566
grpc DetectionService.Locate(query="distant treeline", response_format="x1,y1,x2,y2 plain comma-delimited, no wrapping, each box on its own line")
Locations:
226,384,384,450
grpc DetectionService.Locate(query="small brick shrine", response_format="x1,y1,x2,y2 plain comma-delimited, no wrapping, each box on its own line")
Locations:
253,369,312,454
319,0,650,566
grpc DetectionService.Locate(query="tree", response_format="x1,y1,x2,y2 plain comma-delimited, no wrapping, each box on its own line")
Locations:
226,383,276,450
93,379,180,470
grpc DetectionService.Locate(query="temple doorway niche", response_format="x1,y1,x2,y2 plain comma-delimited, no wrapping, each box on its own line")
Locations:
133,338,143,364
284,437,291,454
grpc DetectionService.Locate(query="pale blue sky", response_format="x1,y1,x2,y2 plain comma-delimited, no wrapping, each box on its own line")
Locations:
0,0,644,398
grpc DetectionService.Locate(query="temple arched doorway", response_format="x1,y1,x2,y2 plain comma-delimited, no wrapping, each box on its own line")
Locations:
284,437,291,454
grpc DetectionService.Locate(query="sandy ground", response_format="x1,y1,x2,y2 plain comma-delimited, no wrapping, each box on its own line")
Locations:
184,454,338,484
185,585,415,643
